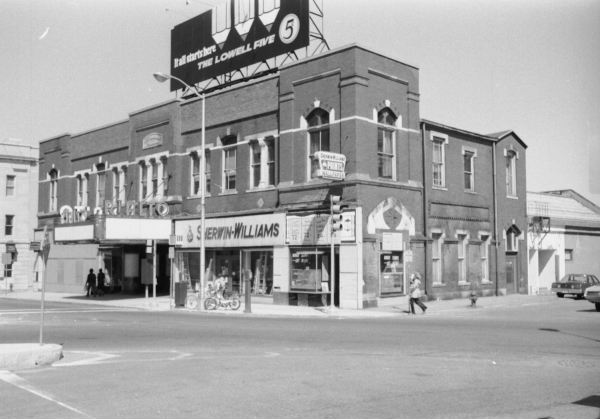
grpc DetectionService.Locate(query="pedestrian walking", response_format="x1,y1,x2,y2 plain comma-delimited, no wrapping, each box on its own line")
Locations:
86,269,97,297
409,272,427,314
97,269,106,297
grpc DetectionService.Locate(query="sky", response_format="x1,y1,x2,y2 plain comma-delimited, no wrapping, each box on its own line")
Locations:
1,0,599,204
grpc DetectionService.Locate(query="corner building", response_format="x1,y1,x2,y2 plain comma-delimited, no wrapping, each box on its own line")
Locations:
36,44,527,308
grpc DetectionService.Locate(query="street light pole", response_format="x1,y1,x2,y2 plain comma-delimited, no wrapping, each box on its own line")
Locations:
153,72,206,307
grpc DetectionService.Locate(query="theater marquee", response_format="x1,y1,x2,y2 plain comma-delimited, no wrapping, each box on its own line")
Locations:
170,0,310,89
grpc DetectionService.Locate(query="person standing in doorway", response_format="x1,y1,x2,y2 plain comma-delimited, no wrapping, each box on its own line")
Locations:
97,269,106,297
409,272,427,314
86,269,97,297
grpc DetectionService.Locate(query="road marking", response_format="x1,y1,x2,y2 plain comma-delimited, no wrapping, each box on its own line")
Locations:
54,351,120,367
0,309,137,315
0,370,94,418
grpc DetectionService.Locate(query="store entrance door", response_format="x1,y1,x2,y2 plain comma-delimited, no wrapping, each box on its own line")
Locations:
215,251,240,294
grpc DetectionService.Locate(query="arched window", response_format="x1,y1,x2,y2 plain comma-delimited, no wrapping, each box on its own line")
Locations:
377,108,396,179
506,151,517,196
307,109,330,179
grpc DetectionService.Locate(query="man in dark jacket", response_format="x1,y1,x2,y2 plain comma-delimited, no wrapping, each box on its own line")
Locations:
86,269,97,297
97,269,106,296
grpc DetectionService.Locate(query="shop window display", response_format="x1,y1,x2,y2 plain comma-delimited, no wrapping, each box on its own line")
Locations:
290,249,330,292
380,252,404,294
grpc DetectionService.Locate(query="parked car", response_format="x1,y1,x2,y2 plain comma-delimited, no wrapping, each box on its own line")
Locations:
583,284,600,311
551,274,600,299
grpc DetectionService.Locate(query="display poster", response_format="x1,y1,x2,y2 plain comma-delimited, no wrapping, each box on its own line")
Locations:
382,232,403,251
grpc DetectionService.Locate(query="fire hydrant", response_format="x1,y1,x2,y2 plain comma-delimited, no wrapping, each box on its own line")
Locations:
469,291,478,307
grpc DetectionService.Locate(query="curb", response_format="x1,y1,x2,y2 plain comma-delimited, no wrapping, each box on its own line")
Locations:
0,344,63,371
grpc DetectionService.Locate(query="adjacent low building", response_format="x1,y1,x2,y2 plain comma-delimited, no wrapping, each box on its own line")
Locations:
527,189,600,294
35,44,528,307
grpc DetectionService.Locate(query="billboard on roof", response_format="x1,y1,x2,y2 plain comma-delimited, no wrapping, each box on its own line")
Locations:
170,0,310,90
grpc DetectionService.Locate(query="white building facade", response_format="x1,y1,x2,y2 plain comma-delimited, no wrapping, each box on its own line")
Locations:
0,139,39,291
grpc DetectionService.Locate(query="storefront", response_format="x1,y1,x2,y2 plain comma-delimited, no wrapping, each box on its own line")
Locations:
174,213,285,299
47,211,172,294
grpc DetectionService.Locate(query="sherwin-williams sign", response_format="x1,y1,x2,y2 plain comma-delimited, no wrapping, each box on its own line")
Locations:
174,213,286,248
170,0,310,89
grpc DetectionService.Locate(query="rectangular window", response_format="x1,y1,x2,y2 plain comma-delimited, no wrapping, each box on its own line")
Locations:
77,176,84,206
5,215,14,236
565,249,573,261
290,249,330,292
205,151,211,195
266,139,275,186
458,234,467,282
506,152,517,196
140,163,148,200
223,147,237,191
191,154,200,195
113,170,120,203
96,164,106,206
309,129,329,179
83,174,89,207
151,161,158,198
481,235,489,282
377,128,394,179
432,138,445,187
432,233,443,284
464,151,474,190
6,175,15,196
49,171,58,212
506,230,518,252
3,263,12,278
162,159,168,196
251,142,261,188
380,252,404,294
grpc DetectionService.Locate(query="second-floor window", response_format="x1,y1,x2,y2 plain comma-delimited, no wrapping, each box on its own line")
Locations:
506,150,517,196
432,137,445,187
96,164,106,206
222,137,237,192
140,162,148,200
162,158,169,196
5,215,14,236
458,234,467,282
205,151,211,194
481,235,490,282
377,109,396,180
191,151,211,196
507,228,519,252
49,170,58,212
307,109,330,179
113,169,122,203
6,175,15,196
151,160,158,198
464,151,475,191
250,138,275,189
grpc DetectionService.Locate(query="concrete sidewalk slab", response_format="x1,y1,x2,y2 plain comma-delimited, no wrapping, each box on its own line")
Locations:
1,291,557,318
0,343,63,371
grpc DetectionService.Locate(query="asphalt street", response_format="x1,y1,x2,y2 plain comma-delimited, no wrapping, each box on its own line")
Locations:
1,297,599,419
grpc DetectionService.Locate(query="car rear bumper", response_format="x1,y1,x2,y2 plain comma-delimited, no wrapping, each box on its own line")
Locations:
552,288,583,295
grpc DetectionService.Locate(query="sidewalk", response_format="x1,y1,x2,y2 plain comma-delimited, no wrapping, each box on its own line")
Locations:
1,291,556,318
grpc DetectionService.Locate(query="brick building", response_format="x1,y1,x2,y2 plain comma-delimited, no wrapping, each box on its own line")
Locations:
35,44,528,308
1,138,39,291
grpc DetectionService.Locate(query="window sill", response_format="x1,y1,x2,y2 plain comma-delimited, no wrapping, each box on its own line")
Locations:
432,186,447,191
432,282,446,288
507,195,519,200
245,186,276,194
218,190,238,196
187,193,212,199
464,190,477,195
481,281,493,285
458,281,470,286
